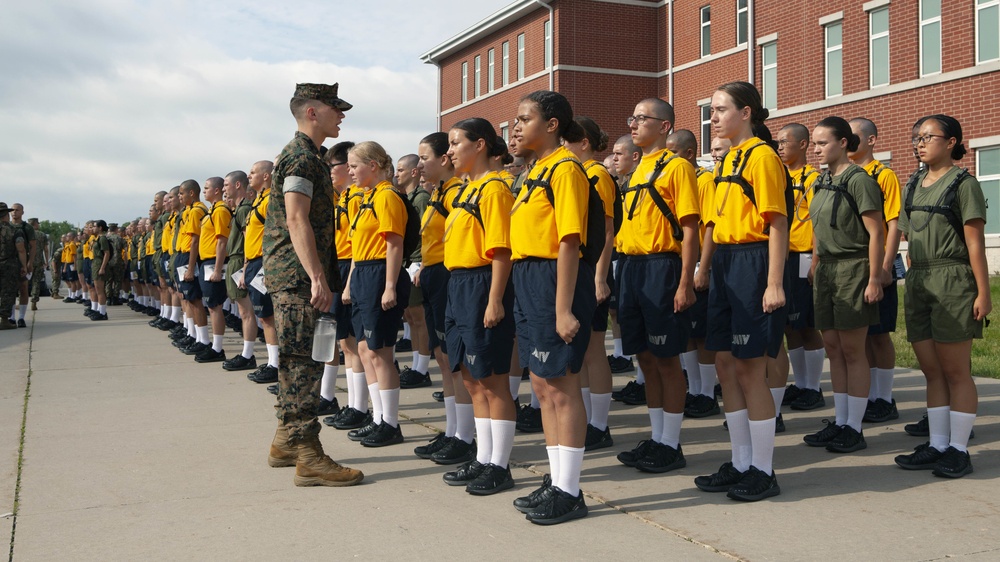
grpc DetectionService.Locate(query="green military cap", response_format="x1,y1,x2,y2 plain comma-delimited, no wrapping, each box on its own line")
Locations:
28,217,38,223
293,82,352,111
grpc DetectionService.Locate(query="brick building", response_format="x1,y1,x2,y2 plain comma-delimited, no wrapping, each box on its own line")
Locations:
421,0,1000,235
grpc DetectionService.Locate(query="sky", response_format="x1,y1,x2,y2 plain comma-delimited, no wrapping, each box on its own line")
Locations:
0,0,512,226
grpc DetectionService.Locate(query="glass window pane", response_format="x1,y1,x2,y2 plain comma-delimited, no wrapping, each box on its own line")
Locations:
922,21,941,74
827,23,842,48
702,26,710,56
980,148,1000,176
763,43,776,66
871,9,889,34
738,12,748,45
738,0,747,8
702,6,710,24
922,0,940,20
872,36,889,86
827,49,842,96
763,68,777,109
983,179,1000,234
980,5,1000,62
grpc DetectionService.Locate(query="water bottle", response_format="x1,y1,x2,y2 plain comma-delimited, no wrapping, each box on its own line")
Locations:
311,314,337,362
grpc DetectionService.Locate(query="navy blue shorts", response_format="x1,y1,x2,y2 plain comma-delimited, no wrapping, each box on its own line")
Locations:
332,261,354,340
245,257,273,319
591,268,613,332
513,258,596,378
706,243,787,359
350,260,411,351
62,264,74,282
616,253,690,358
420,262,450,353
609,250,620,311
869,279,898,335
786,253,815,330
161,254,173,288
445,266,514,379
198,259,227,308
690,288,709,340
175,253,202,302
145,257,159,287
83,259,93,286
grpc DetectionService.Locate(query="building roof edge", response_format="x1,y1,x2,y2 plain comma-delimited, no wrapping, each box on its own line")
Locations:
419,0,552,65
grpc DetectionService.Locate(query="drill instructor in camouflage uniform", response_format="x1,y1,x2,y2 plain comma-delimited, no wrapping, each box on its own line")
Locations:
0,203,27,330
27,218,50,308
262,82,362,487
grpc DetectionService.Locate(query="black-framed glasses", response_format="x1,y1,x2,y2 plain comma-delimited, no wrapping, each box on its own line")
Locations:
912,134,948,146
330,161,347,167
627,115,666,127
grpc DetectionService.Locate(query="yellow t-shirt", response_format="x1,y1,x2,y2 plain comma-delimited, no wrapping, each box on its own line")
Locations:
162,212,176,255
444,172,513,270
334,185,362,261
421,177,463,267
696,167,715,245
84,235,95,259
199,201,232,260
864,159,901,245
788,165,820,253
499,170,515,188
351,181,407,262
244,189,269,261
710,137,788,245
145,234,154,256
177,202,208,254
511,146,588,261
617,149,699,256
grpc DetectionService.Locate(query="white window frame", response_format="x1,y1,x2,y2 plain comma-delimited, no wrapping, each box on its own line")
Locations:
488,48,495,92
920,0,942,76
737,0,749,46
474,55,481,98
868,7,890,89
700,6,711,58
500,124,509,142
502,41,510,86
461,61,468,103
517,33,525,80
825,21,843,98
977,0,1000,64
976,146,1000,235
700,103,712,156
544,20,552,68
761,42,777,110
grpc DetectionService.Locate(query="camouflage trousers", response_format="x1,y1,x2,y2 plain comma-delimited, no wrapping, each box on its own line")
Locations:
272,288,324,444
107,265,123,300
51,264,61,295
29,264,45,302
0,259,19,319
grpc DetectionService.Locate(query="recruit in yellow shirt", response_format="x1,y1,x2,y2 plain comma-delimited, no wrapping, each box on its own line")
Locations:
334,185,362,261
162,212,176,255
244,189,269,260
710,137,787,245
788,165,820,253
199,201,231,260
618,148,699,256
511,146,588,261
864,159,901,245
696,167,715,245
421,177,463,267
177,202,208,254
444,172,513,270
351,181,407,262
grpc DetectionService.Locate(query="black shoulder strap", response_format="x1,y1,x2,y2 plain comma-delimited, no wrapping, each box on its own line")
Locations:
904,168,971,240
350,188,378,234
620,153,683,240
453,177,508,229
814,167,865,229
251,193,267,225
794,168,818,193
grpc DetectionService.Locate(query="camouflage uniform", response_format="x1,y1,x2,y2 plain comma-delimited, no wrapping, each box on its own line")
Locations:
29,229,49,302
106,231,124,300
50,242,63,296
0,221,25,319
263,131,337,444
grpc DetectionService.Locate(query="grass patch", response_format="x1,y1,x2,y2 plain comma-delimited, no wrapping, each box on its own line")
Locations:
891,276,1000,379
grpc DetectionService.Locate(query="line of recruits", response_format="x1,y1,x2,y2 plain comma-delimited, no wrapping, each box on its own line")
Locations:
105,80,989,527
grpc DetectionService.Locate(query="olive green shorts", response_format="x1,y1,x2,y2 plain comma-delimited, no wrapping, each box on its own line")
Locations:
905,261,982,343
153,250,165,279
813,256,878,331
226,257,247,300
408,282,424,308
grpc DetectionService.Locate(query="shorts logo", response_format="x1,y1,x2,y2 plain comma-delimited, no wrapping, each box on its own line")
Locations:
364,330,373,338
436,330,446,340
466,354,477,365
531,348,550,363
788,312,800,321
732,334,750,346
648,334,669,346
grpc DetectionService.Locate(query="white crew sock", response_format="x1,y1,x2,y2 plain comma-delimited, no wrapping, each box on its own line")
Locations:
770,387,785,415
241,340,254,359
805,348,825,390
788,346,806,387
748,418,776,475
590,392,612,431
680,350,699,393
350,371,368,411
556,445,585,496
170,306,181,322
846,395,868,432
867,368,879,401
949,411,976,452
726,409,752,472
509,375,520,402
368,382,383,424
580,387,592,422
661,411,683,448
699,363,718,397
530,387,540,409
267,344,279,368
197,325,210,345
928,405,950,452
412,350,419,368
402,322,411,340
636,364,645,385
547,445,560,482
613,338,623,357
456,403,475,443
475,417,493,464
91,301,98,311
212,334,223,352
98,304,106,315
414,353,431,374
444,396,457,437
648,407,664,443
380,388,400,427
833,392,848,427
320,364,337,401
875,368,894,402
490,419,516,467
344,368,355,406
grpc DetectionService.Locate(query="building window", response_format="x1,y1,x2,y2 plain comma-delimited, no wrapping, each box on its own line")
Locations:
920,0,942,76
977,146,1000,234
825,21,843,98
517,33,525,80
761,42,777,110
544,20,552,68
488,48,495,92
474,55,481,98
869,7,890,88
737,0,748,46
700,6,711,57
501,125,509,142
461,61,468,102
977,0,1000,64
700,104,712,156
502,41,510,86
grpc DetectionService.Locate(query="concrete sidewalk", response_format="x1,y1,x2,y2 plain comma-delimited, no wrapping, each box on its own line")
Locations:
3,298,1000,561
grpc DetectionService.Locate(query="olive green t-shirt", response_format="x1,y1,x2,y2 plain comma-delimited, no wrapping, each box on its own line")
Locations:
92,234,111,266
898,166,987,264
810,164,882,258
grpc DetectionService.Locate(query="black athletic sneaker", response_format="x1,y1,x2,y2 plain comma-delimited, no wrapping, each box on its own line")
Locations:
826,425,866,453
399,368,431,389
584,424,613,451
513,474,553,513
316,397,340,417
782,384,803,406
727,467,780,502
266,384,278,396
617,439,655,467
194,347,226,363
333,407,370,430
466,463,515,495
775,414,786,434
904,414,929,436
442,460,484,486
863,398,900,423
90,313,108,321
607,354,634,374
526,487,588,525
222,354,256,372
932,446,974,478
248,365,279,384
895,442,945,470
394,338,412,352
636,442,687,474
414,433,450,459
432,391,444,402
348,420,380,442
172,335,195,348
803,420,842,447
516,404,543,433
361,422,404,447
790,388,825,410
694,461,746,492
684,394,721,418
620,381,647,406
612,380,638,401
431,437,475,465
182,342,209,356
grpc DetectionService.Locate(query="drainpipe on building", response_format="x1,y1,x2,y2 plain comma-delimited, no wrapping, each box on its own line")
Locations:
668,0,674,107
747,0,755,84
531,0,555,91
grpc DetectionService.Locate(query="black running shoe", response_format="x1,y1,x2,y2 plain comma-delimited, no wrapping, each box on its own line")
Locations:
617,439,654,467
695,462,746,493
414,433,450,459
432,391,444,402
361,422,404,447
607,354,634,374
584,424,613,451
826,425,866,453
635,442,686,474
526,487,588,525
222,354,256,372
863,398,900,423
775,413,786,434
904,414,929,436
395,338,412,352
316,397,340,417
431,437,475,465
803,420,842,447
90,313,107,321
266,384,278,396
790,388,825,411
172,335,195,348
727,467,780,502
182,342,209,356
782,384,803,406
442,460,484,486
620,381,647,406
466,463,515,495
895,442,945,470
612,380,639,401
194,347,226,363
932,446,974,478
513,474,553,514
248,365,279,384
333,407,370,430
399,368,431,389
348,420,380,442
516,404,543,433
684,394,721,418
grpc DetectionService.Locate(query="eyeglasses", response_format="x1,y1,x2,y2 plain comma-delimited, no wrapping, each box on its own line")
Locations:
627,115,666,127
912,134,948,146
330,161,347,167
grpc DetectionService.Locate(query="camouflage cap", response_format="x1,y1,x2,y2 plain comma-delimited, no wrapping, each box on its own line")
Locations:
293,83,353,111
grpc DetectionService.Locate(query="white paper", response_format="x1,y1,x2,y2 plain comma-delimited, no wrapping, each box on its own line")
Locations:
799,253,813,279
25,272,32,281
250,269,267,294
202,263,215,281
177,265,188,280
406,262,421,281
230,267,245,287
131,272,138,280
69,265,75,272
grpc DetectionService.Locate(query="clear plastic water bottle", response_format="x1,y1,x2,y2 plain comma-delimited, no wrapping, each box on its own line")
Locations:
311,314,337,362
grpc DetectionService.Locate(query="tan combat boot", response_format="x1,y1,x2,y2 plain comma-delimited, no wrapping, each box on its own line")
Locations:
294,437,364,487
268,425,297,467
30,302,37,311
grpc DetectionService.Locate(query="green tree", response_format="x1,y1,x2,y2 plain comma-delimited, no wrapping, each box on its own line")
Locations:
37,220,76,240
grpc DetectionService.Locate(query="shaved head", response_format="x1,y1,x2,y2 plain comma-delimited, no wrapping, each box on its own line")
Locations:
850,117,878,139
666,129,697,154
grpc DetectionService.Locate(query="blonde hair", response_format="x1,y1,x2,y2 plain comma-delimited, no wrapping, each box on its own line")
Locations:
349,141,393,176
